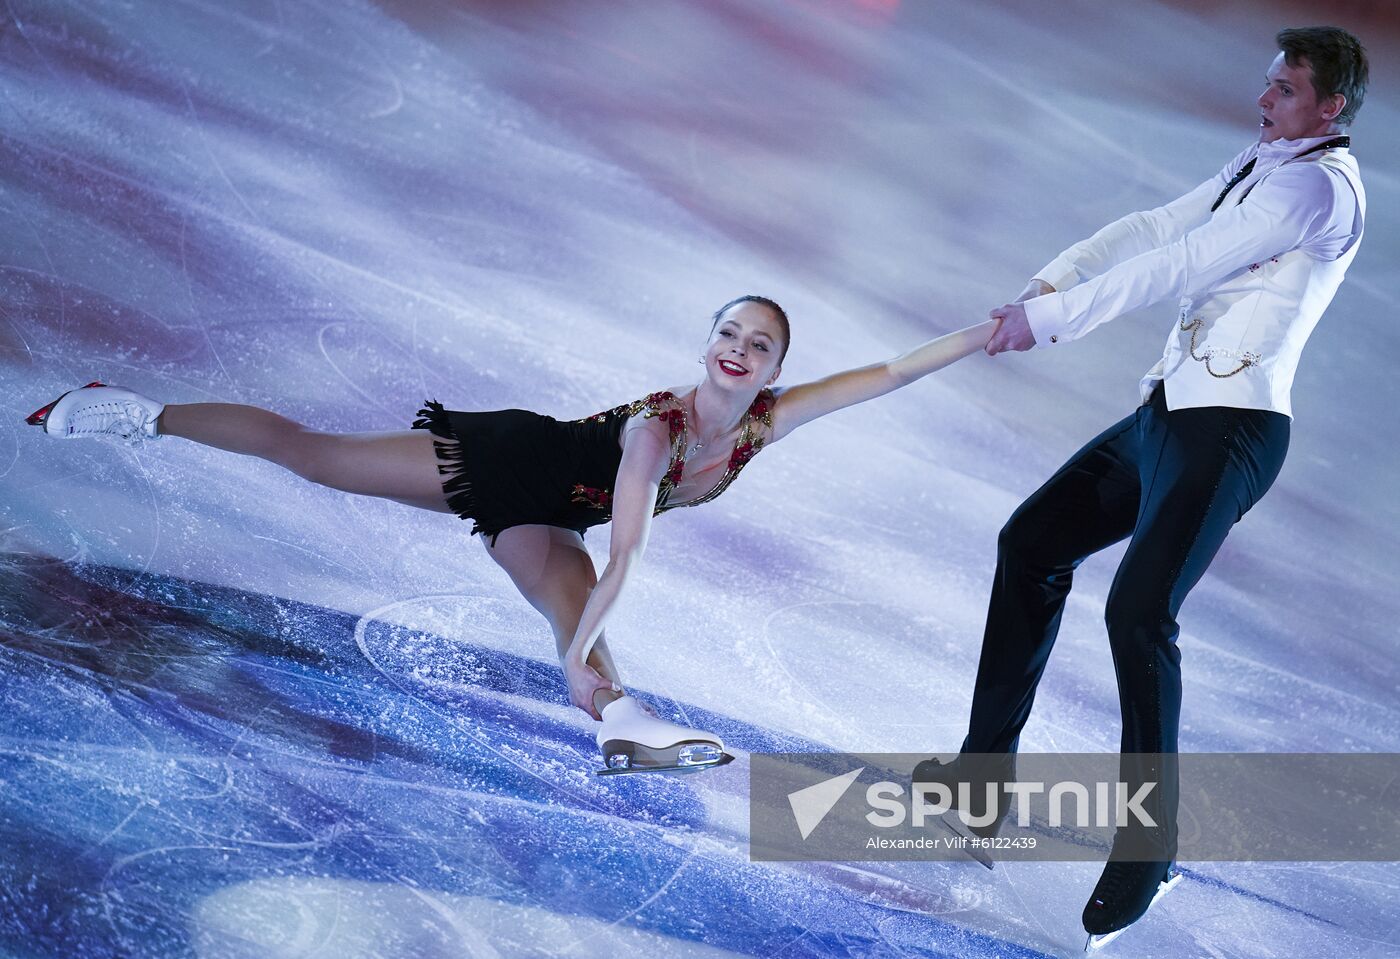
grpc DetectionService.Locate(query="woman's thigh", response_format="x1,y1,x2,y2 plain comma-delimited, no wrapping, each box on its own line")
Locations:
298,430,453,511
482,525,620,676
483,525,594,624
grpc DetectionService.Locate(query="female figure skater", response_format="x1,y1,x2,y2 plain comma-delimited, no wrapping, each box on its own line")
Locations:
28,296,997,774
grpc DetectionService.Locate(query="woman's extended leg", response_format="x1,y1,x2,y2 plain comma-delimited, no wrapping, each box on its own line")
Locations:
157,403,453,512
482,524,623,719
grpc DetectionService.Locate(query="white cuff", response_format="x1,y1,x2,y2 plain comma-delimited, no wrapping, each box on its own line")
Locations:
1023,293,1072,348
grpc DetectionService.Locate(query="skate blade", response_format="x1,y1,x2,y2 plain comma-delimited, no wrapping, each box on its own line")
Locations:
933,811,996,870
24,381,105,427
1083,870,1183,951
596,751,735,777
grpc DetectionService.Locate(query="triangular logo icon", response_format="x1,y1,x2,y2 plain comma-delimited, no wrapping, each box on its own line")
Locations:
787,767,864,840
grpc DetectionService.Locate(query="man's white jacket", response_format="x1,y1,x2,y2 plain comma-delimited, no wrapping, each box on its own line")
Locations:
1023,133,1365,418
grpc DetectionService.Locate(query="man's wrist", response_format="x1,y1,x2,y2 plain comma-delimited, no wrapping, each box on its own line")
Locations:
1015,279,1056,303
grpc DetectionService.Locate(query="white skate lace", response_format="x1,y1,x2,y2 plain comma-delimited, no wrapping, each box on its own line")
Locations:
68,402,150,444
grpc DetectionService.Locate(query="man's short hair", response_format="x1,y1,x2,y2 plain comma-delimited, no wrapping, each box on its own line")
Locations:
1276,26,1368,126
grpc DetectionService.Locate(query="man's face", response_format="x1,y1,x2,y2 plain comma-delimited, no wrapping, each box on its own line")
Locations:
1257,51,1341,143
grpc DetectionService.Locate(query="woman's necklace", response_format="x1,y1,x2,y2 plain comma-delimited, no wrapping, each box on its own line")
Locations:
683,397,733,459
685,414,708,459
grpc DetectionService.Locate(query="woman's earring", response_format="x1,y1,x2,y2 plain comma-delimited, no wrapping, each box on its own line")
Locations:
698,356,705,365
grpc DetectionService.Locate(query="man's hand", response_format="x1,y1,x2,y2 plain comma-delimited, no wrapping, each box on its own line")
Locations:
985,279,1055,356
985,302,1036,355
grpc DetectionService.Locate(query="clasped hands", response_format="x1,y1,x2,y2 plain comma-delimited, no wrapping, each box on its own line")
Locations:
984,278,1055,356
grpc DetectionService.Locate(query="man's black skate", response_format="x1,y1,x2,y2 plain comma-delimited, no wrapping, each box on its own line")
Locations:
1081,859,1182,950
910,754,1015,869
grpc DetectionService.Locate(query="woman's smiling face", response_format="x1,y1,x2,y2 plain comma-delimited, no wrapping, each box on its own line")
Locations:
703,300,786,391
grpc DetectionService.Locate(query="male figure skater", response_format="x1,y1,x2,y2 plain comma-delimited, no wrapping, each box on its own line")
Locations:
915,26,1368,946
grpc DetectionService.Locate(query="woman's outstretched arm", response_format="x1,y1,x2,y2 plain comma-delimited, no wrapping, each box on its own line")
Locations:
561,417,670,717
768,318,999,442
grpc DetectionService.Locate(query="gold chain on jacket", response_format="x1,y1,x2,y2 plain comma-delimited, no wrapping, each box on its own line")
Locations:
1179,316,1261,379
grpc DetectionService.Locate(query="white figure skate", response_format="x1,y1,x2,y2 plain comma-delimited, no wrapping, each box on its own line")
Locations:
26,382,165,445
595,695,733,776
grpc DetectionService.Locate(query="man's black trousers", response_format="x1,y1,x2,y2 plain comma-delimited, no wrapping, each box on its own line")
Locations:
960,382,1290,852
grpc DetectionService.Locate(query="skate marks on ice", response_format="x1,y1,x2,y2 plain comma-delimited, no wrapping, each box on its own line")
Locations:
353,594,741,783
1,554,1058,958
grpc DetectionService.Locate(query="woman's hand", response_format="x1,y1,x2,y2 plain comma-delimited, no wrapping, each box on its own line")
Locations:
564,653,620,720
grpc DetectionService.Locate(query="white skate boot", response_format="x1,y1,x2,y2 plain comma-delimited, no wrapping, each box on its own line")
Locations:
26,382,165,445
595,695,733,776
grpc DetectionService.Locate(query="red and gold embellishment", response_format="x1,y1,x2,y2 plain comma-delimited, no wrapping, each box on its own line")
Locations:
571,484,613,511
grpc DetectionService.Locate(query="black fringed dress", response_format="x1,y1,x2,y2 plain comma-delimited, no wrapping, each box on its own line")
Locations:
410,389,774,545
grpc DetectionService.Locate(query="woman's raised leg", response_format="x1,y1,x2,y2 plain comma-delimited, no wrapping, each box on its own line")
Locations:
157,403,453,512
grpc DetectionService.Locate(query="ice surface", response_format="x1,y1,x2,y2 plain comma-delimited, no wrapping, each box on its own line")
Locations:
2,0,1397,956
